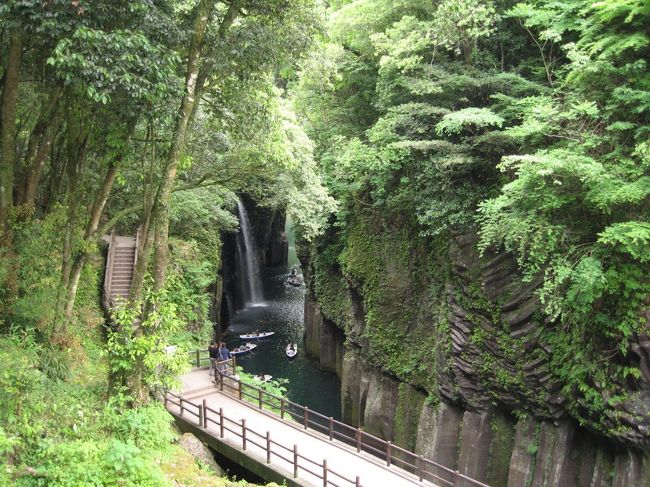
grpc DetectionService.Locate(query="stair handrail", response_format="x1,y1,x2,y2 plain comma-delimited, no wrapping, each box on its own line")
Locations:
103,229,117,310
134,225,140,269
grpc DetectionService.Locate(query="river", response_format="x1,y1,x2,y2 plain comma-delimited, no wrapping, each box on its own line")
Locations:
223,224,342,420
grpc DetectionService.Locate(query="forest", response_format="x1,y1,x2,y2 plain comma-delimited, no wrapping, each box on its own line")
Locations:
0,0,648,485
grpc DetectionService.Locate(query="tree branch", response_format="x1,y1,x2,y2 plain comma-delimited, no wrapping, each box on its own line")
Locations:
98,178,232,235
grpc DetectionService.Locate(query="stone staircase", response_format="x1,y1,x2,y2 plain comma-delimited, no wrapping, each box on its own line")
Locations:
102,234,138,309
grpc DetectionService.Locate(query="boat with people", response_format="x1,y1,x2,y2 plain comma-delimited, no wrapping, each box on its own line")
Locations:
254,374,273,383
287,268,303,287
230,343,257,356
286,342,298,359
239,331,275,340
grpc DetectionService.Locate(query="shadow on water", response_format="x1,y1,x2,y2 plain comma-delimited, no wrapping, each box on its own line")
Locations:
224,223,342,421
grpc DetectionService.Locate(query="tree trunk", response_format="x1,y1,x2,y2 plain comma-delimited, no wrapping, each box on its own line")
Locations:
151,0,215,292
0,31,23,319
151,0,241,292
64,157,121,318
0,30,23,227
44,133,66,213
22,92,63,209
57,128,88,313
129,123,156,304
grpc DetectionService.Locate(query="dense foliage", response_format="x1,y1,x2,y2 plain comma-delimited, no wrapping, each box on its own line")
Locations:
0,0,648,482
0,0,327,483
292,0,649,442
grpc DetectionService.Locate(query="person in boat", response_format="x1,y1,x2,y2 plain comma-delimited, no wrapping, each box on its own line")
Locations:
289,342,296,351
208,341,219,376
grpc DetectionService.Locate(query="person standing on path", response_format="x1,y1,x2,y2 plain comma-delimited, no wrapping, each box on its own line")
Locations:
208,341,219,376
218,342,231,375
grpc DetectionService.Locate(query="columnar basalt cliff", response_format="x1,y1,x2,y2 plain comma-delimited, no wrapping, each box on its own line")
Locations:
302,209,650,486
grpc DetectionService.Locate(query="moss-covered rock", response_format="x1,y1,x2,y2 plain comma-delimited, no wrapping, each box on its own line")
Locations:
393,383,426,453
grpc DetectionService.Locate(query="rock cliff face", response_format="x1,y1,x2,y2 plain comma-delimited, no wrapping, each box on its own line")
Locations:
219,199,288,326
241,195,288,267
302,210,650,486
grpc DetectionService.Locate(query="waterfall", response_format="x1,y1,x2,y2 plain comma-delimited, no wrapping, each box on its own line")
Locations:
236,200,264,305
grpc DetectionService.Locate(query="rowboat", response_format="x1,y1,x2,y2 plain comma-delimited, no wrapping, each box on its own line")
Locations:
286,343,298,359
287,275,302,287
239,331,275,340
287,268,303,287
230,343,257,356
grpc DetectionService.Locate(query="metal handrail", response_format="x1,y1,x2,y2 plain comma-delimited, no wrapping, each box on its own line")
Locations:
134,225,140,268
187,350,490,487
165,390,361,487
103,230,117,310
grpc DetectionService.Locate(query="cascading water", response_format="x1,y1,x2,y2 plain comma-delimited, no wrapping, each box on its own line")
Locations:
236,200,264,305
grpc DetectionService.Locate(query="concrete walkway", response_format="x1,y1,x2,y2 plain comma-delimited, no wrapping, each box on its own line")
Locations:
168,368,438,487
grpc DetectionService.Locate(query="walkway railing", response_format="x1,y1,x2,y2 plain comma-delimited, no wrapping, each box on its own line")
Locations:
184,350,490,487
165,390,361,487
102,230,117,310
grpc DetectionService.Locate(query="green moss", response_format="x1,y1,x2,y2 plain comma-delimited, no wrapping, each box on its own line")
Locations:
393,383,426,452
487,414,516,486
312,206,454,399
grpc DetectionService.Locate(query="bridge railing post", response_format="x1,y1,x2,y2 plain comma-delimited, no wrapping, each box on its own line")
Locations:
356,476,360,487
322,459,327,487
202,399,207,428
293,444,298,478
418,454,424,481
219,371,224,391
242,419,247,450
195,349,201,367
266,431,271,464
180,398,184,417
356,428,361,452
303,406,308,429
198,404,203,428
258,389,262,409
386,441,391,467
280,398,285,419
238,380,243,400
219,408,224,438
328,417,333,441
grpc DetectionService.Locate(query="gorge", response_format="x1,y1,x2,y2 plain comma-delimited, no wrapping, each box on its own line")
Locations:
218,197,649,486
1,0,647,486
